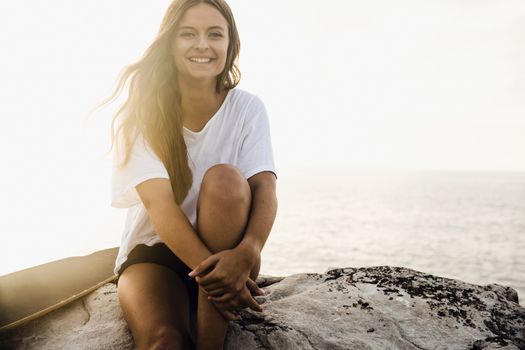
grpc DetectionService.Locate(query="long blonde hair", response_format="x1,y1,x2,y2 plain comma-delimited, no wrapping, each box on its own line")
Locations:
102,0,241,205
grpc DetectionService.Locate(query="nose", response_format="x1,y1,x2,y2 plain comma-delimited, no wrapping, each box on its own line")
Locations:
195,35,209,50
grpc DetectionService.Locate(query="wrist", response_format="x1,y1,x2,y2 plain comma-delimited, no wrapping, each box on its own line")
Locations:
236,240,260,262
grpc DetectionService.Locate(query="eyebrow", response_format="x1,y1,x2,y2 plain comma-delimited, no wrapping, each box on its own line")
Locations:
177,26,225,31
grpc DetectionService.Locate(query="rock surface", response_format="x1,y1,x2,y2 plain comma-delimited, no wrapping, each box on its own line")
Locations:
0,266,524,349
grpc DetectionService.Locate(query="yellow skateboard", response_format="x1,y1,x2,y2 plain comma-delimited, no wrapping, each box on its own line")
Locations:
0,247,118,332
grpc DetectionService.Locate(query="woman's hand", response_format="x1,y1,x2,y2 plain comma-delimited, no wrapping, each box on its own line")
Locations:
189,245,263,301
210,280,265,321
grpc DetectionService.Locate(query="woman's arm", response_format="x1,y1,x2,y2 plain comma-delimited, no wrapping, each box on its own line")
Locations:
238,171,278,255
190,171,277,303
137,178,213,269
136,178,262,317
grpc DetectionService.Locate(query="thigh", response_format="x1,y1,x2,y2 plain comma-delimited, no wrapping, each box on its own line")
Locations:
117,262,192,349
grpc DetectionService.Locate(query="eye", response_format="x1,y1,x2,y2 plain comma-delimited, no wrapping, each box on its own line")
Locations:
209,32,223,38
180,31,195,38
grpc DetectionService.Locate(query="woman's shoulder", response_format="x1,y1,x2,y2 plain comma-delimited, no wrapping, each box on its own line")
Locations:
228,88,265,110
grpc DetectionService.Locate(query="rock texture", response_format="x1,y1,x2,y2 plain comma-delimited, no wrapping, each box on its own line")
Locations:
0,266,523,350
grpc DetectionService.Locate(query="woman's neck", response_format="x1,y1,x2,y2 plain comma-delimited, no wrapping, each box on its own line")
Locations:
178,78,226,128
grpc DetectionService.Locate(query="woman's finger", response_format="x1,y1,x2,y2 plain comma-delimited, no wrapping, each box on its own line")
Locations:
195,272,223,287
208,291,236,303
221,286,262,313
218,309,240,321
246,278,265,296
212,303,241,321
205,287,229,297
188,255,219,277
243,291,263,313
224,310,241,322
200,281,228,293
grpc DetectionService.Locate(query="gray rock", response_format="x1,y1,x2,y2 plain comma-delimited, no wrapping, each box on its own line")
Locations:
0,283,133,350
1,266,524,349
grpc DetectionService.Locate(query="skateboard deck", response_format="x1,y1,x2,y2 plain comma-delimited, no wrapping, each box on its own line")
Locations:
0,247,119,332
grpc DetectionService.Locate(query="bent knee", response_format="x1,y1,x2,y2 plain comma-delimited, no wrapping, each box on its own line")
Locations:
201,164,250,202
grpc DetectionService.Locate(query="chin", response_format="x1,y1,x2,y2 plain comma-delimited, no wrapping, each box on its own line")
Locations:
186,70,222,80
183,74,217,84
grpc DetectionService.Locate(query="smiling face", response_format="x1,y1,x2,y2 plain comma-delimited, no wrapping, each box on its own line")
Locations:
172,3,230,86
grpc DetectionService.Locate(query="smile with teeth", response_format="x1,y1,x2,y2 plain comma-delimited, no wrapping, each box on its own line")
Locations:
189,57,213,63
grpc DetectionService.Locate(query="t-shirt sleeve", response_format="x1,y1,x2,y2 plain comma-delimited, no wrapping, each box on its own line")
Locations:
237,96,277,180
111,134,170,208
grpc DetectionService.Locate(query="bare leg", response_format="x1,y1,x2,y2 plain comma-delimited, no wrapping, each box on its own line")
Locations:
117,263,192,350
194,164,254,350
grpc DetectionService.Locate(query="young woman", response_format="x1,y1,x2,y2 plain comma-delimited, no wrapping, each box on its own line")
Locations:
106,1,278,349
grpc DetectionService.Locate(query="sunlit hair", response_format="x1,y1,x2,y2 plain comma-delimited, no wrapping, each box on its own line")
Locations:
101,0,241,205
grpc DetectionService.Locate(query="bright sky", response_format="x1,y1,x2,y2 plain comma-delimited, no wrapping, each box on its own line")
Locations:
0,1,524,275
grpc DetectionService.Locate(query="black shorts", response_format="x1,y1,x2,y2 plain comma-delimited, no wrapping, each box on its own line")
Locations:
116,242,199,313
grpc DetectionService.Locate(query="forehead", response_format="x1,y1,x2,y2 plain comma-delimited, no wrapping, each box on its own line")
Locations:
178,3,228,29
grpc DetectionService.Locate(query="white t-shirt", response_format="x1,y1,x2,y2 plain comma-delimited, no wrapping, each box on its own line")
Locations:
111,88,277,276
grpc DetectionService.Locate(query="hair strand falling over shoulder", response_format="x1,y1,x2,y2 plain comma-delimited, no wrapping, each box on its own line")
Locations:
99,0,241,205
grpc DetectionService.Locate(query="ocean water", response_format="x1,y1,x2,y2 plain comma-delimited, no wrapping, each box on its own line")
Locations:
261,169,525,304
2,168,522,307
